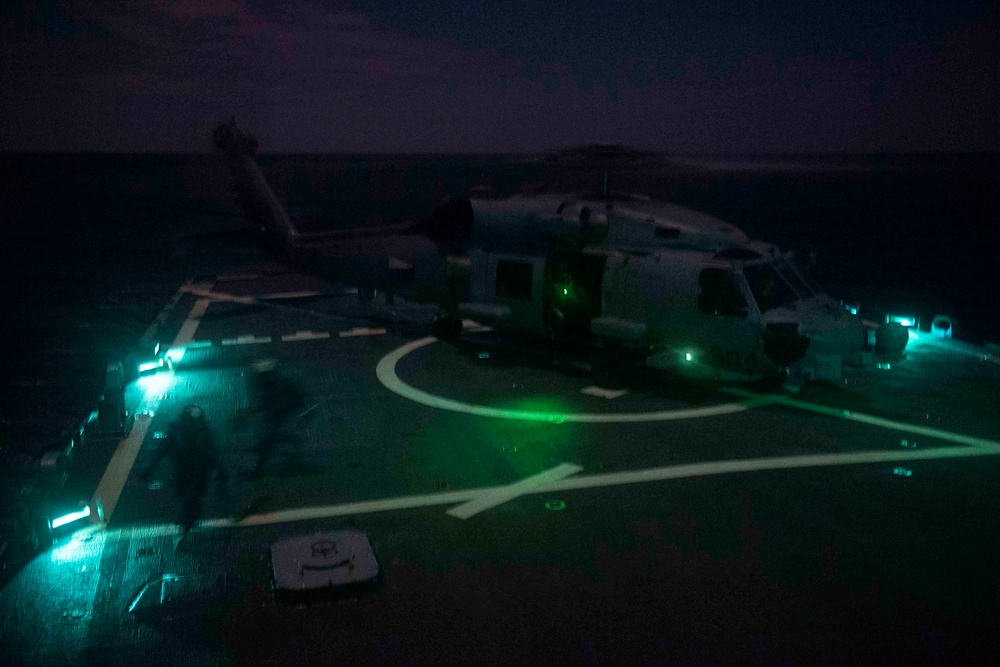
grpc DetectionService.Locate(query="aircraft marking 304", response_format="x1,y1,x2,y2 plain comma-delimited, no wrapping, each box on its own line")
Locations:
212,118,907,386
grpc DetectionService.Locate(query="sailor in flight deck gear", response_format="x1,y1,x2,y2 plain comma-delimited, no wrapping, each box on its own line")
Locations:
239,359,308,477
141,405,226,539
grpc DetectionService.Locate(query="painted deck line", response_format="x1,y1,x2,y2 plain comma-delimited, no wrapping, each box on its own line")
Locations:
221,335,272,346
140,286,185,344
377,337,767,422
532,444,1000,495
722,387,1000,452
172,298,212,347
446,463,583,519
280,331,331,342
777,396,1000,452
580,386,630,399
180,287,256,305
89,413,153,524
206,488,482,528
340,327,387,338
90,292,212,525
201,442,1000,529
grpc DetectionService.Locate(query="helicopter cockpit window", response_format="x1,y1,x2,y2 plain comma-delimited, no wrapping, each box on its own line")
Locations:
744,264,798,312
496,260,533,300
698,268,748,317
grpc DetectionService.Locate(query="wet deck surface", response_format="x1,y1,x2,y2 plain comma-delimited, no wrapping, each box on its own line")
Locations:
2,265,999,666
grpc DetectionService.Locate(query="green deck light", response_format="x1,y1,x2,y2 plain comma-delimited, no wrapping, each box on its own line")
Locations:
137,370,173,396
544,500,566,511
51,504,91,529
138,359,164,374
886,314,917,328
685,352,693,362
893,467,912,477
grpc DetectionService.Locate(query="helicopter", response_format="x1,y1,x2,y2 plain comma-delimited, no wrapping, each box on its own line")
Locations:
212,118,906,386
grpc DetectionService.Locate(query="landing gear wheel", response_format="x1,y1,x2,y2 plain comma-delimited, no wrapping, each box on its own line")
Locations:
432,316,462,341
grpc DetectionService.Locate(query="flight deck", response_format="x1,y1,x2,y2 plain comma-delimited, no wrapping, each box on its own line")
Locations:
2,264,999,665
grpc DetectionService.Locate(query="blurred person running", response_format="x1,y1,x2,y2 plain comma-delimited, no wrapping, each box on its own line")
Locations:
233,359,309,478
140,405,226,544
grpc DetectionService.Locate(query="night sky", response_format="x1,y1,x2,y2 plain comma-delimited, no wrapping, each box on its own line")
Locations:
1,0,997,154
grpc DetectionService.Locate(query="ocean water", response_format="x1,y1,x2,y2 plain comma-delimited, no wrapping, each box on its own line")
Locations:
1,151,997,447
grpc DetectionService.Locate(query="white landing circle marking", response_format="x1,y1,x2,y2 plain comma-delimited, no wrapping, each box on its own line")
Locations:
376,337,770,422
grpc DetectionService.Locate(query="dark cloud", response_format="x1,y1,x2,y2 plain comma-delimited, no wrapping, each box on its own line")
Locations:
0,0,996,152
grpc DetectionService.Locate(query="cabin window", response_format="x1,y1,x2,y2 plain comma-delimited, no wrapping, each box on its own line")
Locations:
496,260,533,300
744,264,798,312
698,269,748,317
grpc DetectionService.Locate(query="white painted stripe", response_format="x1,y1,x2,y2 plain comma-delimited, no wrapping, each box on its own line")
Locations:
722,387,1000,452
280,331,332,342
89,413,153,523
221,334,272,346
200,489,480,528
172,297,211,346
533,445,1000,494
182,288,256,305
776,396,1000,451
462,319,494,332
141,286,192,344
446,463,583,519
376,337,765,422
180,281,215,294
340,327,387,338
194,441,1000,529
581,386,630,399
183,340,213,349
89,292,214,525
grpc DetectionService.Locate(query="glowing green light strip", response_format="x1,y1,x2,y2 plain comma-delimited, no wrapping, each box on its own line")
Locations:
51,505,91,529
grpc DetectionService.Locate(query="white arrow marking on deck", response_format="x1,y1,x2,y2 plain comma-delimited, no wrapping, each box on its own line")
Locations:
446,463,583,519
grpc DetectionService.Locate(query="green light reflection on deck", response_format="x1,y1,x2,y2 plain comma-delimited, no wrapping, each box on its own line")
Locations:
137,370,174,397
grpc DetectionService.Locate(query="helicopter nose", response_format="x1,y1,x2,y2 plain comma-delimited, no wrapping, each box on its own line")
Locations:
762,322,811,366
